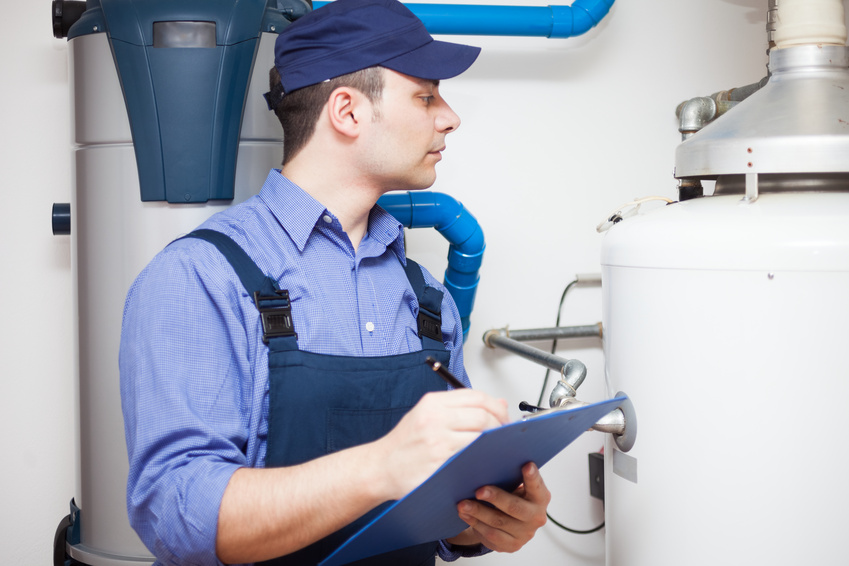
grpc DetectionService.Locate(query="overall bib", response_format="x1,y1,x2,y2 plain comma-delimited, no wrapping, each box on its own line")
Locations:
186,230,450,566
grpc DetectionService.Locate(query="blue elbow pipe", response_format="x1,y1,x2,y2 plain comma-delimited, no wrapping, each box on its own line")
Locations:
311,1,614,38
377,191,485,341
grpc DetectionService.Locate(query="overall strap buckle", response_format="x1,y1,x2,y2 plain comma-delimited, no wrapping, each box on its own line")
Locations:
417,307,442,343
254,289,297,344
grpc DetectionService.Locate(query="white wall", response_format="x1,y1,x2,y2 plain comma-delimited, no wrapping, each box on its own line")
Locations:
0,0,777,564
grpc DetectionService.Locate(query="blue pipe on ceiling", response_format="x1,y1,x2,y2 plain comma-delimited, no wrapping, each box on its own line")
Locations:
378,191,485,342
311,1,615,38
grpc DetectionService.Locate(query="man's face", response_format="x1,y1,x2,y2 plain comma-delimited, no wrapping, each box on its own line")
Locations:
359,69,461,192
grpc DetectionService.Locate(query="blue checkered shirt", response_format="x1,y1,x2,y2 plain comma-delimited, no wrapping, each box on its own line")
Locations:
120,170,476,565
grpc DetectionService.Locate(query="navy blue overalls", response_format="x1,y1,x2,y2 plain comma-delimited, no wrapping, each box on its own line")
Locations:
185,230,450,566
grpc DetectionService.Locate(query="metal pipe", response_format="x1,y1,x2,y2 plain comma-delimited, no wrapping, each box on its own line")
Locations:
484,328,569,372
719,76,770,102
312,1,616,38
483,328,587,390
675,77,769,141
498,324,602,342
592,408,626,435
529,398,626,435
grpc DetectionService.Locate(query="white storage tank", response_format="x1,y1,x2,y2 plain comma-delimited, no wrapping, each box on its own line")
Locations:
600,4,849,563
601,190,849,564
63,10,285,564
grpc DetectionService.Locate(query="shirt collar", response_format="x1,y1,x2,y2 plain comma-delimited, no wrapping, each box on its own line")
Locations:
258,170,407,263
368,202,408,265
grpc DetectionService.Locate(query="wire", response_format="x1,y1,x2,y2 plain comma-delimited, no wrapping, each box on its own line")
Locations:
595,196,675,233
536,278,578,406
540,278,604,535
547,513,605,534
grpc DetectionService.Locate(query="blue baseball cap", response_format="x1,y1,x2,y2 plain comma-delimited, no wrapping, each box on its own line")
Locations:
272,0,481,96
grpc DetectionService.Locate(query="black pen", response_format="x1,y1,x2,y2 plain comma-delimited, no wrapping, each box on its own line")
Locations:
425,356,466,389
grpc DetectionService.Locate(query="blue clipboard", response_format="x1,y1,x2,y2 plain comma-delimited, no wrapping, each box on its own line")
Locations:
319,396,625,566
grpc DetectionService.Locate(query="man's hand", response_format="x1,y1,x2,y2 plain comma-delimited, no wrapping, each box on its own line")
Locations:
218,389,511,563
373,389,509,501
447,462,551,553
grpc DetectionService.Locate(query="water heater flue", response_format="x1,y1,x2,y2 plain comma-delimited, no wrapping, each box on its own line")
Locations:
772,0,847,48
675,0,849,200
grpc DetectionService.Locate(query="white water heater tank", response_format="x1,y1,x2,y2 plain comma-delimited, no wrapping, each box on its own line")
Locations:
601,191,849,565
600,20,849,565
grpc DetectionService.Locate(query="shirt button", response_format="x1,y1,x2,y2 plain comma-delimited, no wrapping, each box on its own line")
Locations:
322,215,333,224
365,321,375,332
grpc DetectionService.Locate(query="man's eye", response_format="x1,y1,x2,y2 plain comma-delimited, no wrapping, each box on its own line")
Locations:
421,96,434,105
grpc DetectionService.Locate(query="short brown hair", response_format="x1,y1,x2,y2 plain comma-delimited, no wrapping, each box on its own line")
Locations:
269,65,385,165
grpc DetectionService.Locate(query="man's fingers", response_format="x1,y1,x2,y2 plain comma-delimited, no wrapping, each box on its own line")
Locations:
454,463,551,553
518,462,551,505
456,502,523,553
421,389,509,426
474,485,537,524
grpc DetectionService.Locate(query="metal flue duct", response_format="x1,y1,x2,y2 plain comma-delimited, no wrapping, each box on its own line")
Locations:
674,0,849,199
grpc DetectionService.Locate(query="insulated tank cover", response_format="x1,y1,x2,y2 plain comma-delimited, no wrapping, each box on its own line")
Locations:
68,0,302,202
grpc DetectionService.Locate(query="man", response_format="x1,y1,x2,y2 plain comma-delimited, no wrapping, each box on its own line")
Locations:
120,0,550,564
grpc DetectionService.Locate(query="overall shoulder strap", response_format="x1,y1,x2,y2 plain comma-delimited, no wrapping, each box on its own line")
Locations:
181,229,297,346
402,258,445,350
184,229,275,296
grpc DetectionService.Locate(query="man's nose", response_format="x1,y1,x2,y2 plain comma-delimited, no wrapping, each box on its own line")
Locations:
437,100,461,133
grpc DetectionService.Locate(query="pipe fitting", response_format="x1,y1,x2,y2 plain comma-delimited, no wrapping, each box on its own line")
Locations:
538,397,627,437
675,76,768,143
544,392,637,451
482,327,508,349
549,380,577,406
561,358,587,390
549,359,586,407
677,97,717,139
592,406,626,435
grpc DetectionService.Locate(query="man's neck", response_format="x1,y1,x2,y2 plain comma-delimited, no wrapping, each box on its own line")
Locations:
280,160,380,251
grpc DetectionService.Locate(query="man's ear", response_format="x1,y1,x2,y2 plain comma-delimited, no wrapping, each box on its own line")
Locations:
326,87,368,139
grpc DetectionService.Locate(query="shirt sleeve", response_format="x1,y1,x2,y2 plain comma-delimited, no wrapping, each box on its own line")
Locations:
437,539,492,562
120,242,258,566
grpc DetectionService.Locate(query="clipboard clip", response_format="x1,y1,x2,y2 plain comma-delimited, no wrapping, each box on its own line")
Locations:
519,401,545,415
519,400,584,420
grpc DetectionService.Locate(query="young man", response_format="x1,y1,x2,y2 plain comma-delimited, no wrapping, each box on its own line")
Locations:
120,0,550,564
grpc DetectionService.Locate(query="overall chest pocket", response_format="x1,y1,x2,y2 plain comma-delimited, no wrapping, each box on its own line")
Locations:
326,406,413,454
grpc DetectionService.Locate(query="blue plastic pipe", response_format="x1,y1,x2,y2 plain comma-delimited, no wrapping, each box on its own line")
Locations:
311,1,615,38
377,192,485,341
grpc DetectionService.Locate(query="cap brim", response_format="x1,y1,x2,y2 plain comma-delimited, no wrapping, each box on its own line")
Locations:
380,39,481,80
